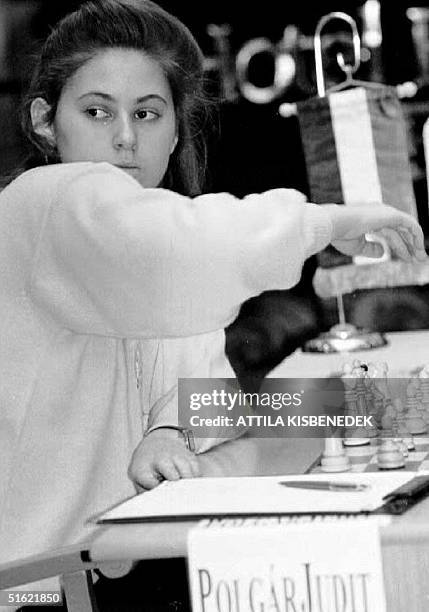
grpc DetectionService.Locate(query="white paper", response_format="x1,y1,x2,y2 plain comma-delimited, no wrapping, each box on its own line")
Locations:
188,518,387,612
97,472,417,522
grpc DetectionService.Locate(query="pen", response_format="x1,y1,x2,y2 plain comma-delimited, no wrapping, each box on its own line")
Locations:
279,480,369,492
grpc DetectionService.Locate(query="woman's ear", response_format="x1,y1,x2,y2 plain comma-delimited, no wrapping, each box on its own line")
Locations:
30,98,56,148
170,133,178,155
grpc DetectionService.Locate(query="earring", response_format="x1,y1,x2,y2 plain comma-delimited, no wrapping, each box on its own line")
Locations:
44,154,49,165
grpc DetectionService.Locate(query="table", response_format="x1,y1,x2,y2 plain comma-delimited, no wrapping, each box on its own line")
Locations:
268,330,429,378
3,330,429,611
89,330,429,611
89,445,429,612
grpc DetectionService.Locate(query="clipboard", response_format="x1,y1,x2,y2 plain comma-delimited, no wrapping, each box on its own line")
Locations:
377,475,429,515
95,473,429,524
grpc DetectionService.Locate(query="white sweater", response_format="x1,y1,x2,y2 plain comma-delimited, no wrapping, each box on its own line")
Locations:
0,161,333,564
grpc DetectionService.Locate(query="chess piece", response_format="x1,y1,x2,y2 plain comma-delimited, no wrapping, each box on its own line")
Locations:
370,380,386,429
415,376,424,405
364,378,379,434
359,375,377,438
342,369,370,446
353,359,368,373
414,377,428,425
405,379,427,435
394,397,415,451
321,437,351,472
376,439,406,469
418,366,429,425
372,361,394,427
392,437,408,457
380,400,397,436
364,365,383,435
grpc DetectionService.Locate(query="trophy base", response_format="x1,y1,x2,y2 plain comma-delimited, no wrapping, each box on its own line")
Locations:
302,323,387,354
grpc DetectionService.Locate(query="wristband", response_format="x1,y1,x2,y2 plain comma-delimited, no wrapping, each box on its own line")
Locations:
145,425,195,452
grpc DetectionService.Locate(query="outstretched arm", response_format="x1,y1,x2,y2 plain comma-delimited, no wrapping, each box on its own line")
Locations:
11,162,424,338
22,162,332,337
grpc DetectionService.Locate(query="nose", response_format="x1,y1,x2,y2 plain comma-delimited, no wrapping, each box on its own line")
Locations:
113,115,137,151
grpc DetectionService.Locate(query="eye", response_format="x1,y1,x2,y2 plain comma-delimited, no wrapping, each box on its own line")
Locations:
85,107,111,120
134,109,159,121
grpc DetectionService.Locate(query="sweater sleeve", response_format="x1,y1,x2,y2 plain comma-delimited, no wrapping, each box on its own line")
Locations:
144,331,247,454
25,162,332,337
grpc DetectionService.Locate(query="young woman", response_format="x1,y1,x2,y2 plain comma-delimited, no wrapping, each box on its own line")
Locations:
0,0,425,572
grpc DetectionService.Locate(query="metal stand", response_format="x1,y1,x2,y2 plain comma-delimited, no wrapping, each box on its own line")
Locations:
303,294,387,353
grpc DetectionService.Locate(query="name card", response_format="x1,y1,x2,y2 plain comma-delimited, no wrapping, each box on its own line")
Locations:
188,517,387,612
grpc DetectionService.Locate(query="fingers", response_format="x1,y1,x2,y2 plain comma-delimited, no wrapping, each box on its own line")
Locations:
380,225,428,262
156,453,200,481
379,228,412,261
379,207,426,260
131,461,179,490
156,458,182,481
360,226,426,262
396,220,425,255
130,454,200,490
132,469,163,490
396,226,417,258
173,454,201,479
399,223,427,261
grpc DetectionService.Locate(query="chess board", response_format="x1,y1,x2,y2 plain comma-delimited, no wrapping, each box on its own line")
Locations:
311,435,429,473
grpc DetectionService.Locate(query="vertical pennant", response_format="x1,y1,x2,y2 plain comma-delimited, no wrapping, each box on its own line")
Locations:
368,88,417,217
297,85,417,268
328,88,383,206
297,95,344,205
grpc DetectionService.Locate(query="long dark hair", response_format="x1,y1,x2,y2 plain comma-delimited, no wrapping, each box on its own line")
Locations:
20,0,211,195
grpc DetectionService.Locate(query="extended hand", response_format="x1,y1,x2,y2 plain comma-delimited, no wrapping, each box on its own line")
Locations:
129,428,200,490
325,204,427,261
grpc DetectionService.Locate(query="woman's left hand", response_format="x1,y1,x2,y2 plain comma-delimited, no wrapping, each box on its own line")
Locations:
129,429,200,490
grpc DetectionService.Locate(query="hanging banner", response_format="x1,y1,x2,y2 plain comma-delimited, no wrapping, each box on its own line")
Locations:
297,86,417,267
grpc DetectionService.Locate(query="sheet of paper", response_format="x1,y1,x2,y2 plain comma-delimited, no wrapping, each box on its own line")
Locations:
188,517,387,612
97,472,416,522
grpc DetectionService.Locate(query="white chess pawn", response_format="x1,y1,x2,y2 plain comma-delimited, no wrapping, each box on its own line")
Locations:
377,439,406,470
321,437,351,472
405,379,427,435
392,437,408,457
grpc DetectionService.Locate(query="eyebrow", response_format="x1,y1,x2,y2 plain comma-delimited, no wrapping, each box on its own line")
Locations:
77,92,167,105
